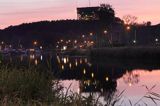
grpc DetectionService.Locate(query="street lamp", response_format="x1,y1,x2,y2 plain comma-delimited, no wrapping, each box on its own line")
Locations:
82,35,85,38
155,38,159,42
89,32,93,36
126,26,131,30
104,30,107,35
133,40,136,44
33,41,38,45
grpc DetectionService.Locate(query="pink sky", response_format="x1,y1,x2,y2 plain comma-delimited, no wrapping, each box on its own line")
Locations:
0,0,160,29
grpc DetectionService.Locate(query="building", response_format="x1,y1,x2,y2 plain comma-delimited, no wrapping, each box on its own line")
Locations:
77,6,100,20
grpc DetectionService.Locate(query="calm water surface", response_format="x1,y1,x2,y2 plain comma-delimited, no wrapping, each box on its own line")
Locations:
2,54,160,105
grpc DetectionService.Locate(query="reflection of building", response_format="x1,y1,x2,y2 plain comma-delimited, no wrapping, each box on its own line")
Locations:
77,7,100,20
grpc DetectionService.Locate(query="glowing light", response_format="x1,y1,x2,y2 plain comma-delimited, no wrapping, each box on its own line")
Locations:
133,40,136,43
80,59,82,64
1,41,4,44
40,55,43,61
63,46,67,51
129,83,132,87
74,40,77,44
90,32,93,36
62,65,64,70
60,39,63,42
9,45,12,48
83,68,86,74
35,59,38,65
82,35,85,38
126,26,131,30
91,41,94,44
69,63,72,68
20,55,23,62
155,38,159,42
85,58,88,63
104,30,107,34
64,58,67,64
91,73,94,78
33,41,38,45
75,60,78,66
40,46,42,49
30,54,35,59
105,77,109,81
57,56,61,63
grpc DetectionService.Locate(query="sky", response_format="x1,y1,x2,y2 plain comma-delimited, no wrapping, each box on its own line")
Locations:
0,0,160,29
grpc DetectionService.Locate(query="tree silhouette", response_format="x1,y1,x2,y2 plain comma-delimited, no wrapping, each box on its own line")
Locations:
97,4,115,23
122,15,137,25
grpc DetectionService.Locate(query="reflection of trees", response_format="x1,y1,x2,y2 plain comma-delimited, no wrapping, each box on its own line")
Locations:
123,71,140,86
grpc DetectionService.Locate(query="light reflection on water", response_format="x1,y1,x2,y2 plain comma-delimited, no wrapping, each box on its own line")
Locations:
2,54,160,105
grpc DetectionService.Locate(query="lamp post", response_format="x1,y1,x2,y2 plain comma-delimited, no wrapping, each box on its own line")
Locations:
126,25,131,45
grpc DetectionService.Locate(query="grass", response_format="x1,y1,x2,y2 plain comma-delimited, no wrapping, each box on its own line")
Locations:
0,65,103,106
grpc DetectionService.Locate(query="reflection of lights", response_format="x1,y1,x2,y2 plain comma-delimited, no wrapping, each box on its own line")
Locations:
75,60,78,66
82,35,85,38
40,55,43,61
57,41,60,44
77,88,80,94
30,54,35,59
91,73,94,78
57,56,61,63
61,65,64,70
69,63,72,69
80,59,82,64
85,58,88,63
68,40,71,42
66,57,69,63
20,55,23,62
56,45,59,48
40,46,43,49
64,58,67,64
35,59,38,65
91,41,94,44
105,77,109,81
88,62,92,67
123,71,140,87
83,68,86,74
63,46,67,51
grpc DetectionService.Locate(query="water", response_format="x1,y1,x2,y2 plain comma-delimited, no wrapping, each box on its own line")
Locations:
2,54,160,105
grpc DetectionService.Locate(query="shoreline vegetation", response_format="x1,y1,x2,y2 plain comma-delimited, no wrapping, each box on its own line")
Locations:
0,65,160,105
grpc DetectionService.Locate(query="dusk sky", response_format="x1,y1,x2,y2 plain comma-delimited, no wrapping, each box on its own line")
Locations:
0,0,160,29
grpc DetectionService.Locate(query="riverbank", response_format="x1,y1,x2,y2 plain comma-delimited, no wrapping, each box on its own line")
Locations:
90,46,160,60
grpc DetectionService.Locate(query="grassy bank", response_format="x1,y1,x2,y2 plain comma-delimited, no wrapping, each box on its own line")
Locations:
0,66,103,106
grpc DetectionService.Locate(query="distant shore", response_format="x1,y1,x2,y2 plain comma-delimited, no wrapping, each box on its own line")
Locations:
90,46,160,60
